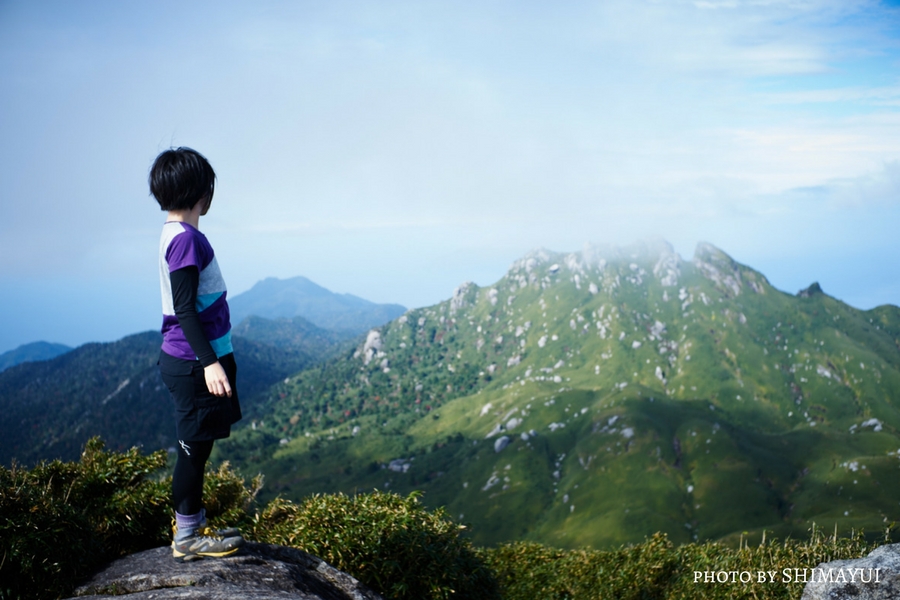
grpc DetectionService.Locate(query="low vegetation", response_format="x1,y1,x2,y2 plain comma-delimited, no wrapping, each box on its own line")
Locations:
0,439,892,600
0,438,171,600
250,492,499,600
482,527,885,600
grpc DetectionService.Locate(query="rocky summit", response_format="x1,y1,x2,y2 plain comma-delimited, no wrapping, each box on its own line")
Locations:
219,239,900,550
67,542,382,600
801,543,900,600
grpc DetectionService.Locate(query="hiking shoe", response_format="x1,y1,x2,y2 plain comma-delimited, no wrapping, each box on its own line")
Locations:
171,518,242,541
172,528,244,562
197,515,243,537
208,524,241,538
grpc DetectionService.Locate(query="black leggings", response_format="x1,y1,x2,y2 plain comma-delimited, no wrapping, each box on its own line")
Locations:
172,439,214,516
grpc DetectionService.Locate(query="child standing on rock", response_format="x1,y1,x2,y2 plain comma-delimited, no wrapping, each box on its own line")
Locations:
149,147,244,561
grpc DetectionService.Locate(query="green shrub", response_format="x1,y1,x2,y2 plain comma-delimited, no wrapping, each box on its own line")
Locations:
667,526,883,600
249,490,501,600
482,533,678,600
482,527,888,600
200,460,263,532
0,438,254,600
1,438,890,600
0,438,170,600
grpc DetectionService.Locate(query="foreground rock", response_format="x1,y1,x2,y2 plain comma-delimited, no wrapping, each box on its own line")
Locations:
67,542,383,600
801,543,900,600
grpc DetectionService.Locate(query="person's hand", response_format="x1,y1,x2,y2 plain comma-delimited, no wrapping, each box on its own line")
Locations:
204,361,233,397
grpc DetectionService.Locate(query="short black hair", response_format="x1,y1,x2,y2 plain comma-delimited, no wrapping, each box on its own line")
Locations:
149,147,216,211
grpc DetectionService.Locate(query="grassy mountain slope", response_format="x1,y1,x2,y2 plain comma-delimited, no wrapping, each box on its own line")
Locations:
218,240,900,549
0,316,346,466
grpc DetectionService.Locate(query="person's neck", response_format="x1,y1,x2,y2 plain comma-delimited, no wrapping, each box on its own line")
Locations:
166,204,203,228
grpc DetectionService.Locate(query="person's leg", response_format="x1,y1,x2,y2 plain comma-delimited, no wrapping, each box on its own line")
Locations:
170,440,242,559
172,439,213,518
171,439,240,540
172,438,213,535
161,354,242,560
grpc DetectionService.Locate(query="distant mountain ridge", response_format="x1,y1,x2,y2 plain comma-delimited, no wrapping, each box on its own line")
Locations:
229,276,407,335
0,341,72,373
0,318,339,466
0,274,405,466
217,239,900,550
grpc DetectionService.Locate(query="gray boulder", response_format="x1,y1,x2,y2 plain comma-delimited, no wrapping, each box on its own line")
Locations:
67,542,383,600
801,543,900,600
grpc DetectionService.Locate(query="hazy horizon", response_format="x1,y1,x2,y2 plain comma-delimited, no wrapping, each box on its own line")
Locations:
0,237,891,354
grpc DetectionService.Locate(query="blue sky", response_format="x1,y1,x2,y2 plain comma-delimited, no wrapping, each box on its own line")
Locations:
1,0,900,353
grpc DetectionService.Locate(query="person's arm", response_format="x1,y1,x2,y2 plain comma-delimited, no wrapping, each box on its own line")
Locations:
170,266,232,397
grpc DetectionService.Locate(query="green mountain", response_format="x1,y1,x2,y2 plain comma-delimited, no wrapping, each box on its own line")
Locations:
0,315,345,466
217,240,900,550
232,314,356,353
229,276,407,335
0,341,72,372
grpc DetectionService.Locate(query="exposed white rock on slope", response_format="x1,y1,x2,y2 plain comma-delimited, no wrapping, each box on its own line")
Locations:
693,242,743,296
653,243,681,287
358,330,383,365
450,281,475,313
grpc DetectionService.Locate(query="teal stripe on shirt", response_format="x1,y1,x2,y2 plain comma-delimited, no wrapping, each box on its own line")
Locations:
196,291,223,313
209,332,233,358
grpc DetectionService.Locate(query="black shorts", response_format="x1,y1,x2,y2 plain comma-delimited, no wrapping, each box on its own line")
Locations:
159,351,242,442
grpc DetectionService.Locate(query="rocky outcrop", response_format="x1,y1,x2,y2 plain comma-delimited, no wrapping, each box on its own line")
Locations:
67,542,383,600
693,242,744,296
801,543,900,600
797,282,824,298
450,281,477,313
358,330,383,366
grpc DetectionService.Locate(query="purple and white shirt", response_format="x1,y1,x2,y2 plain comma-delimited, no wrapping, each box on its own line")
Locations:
158,221,233,361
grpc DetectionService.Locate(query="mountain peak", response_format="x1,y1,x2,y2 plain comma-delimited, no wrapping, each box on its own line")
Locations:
476,240,776,313
229,276,406,335
509,239,682,275
0,341,73,373
797,281,825,298
692,241,734,266
508,248,555,273
692,242,770,297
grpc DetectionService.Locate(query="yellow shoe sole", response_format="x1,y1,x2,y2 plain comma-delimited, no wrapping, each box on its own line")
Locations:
172,545,240,562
